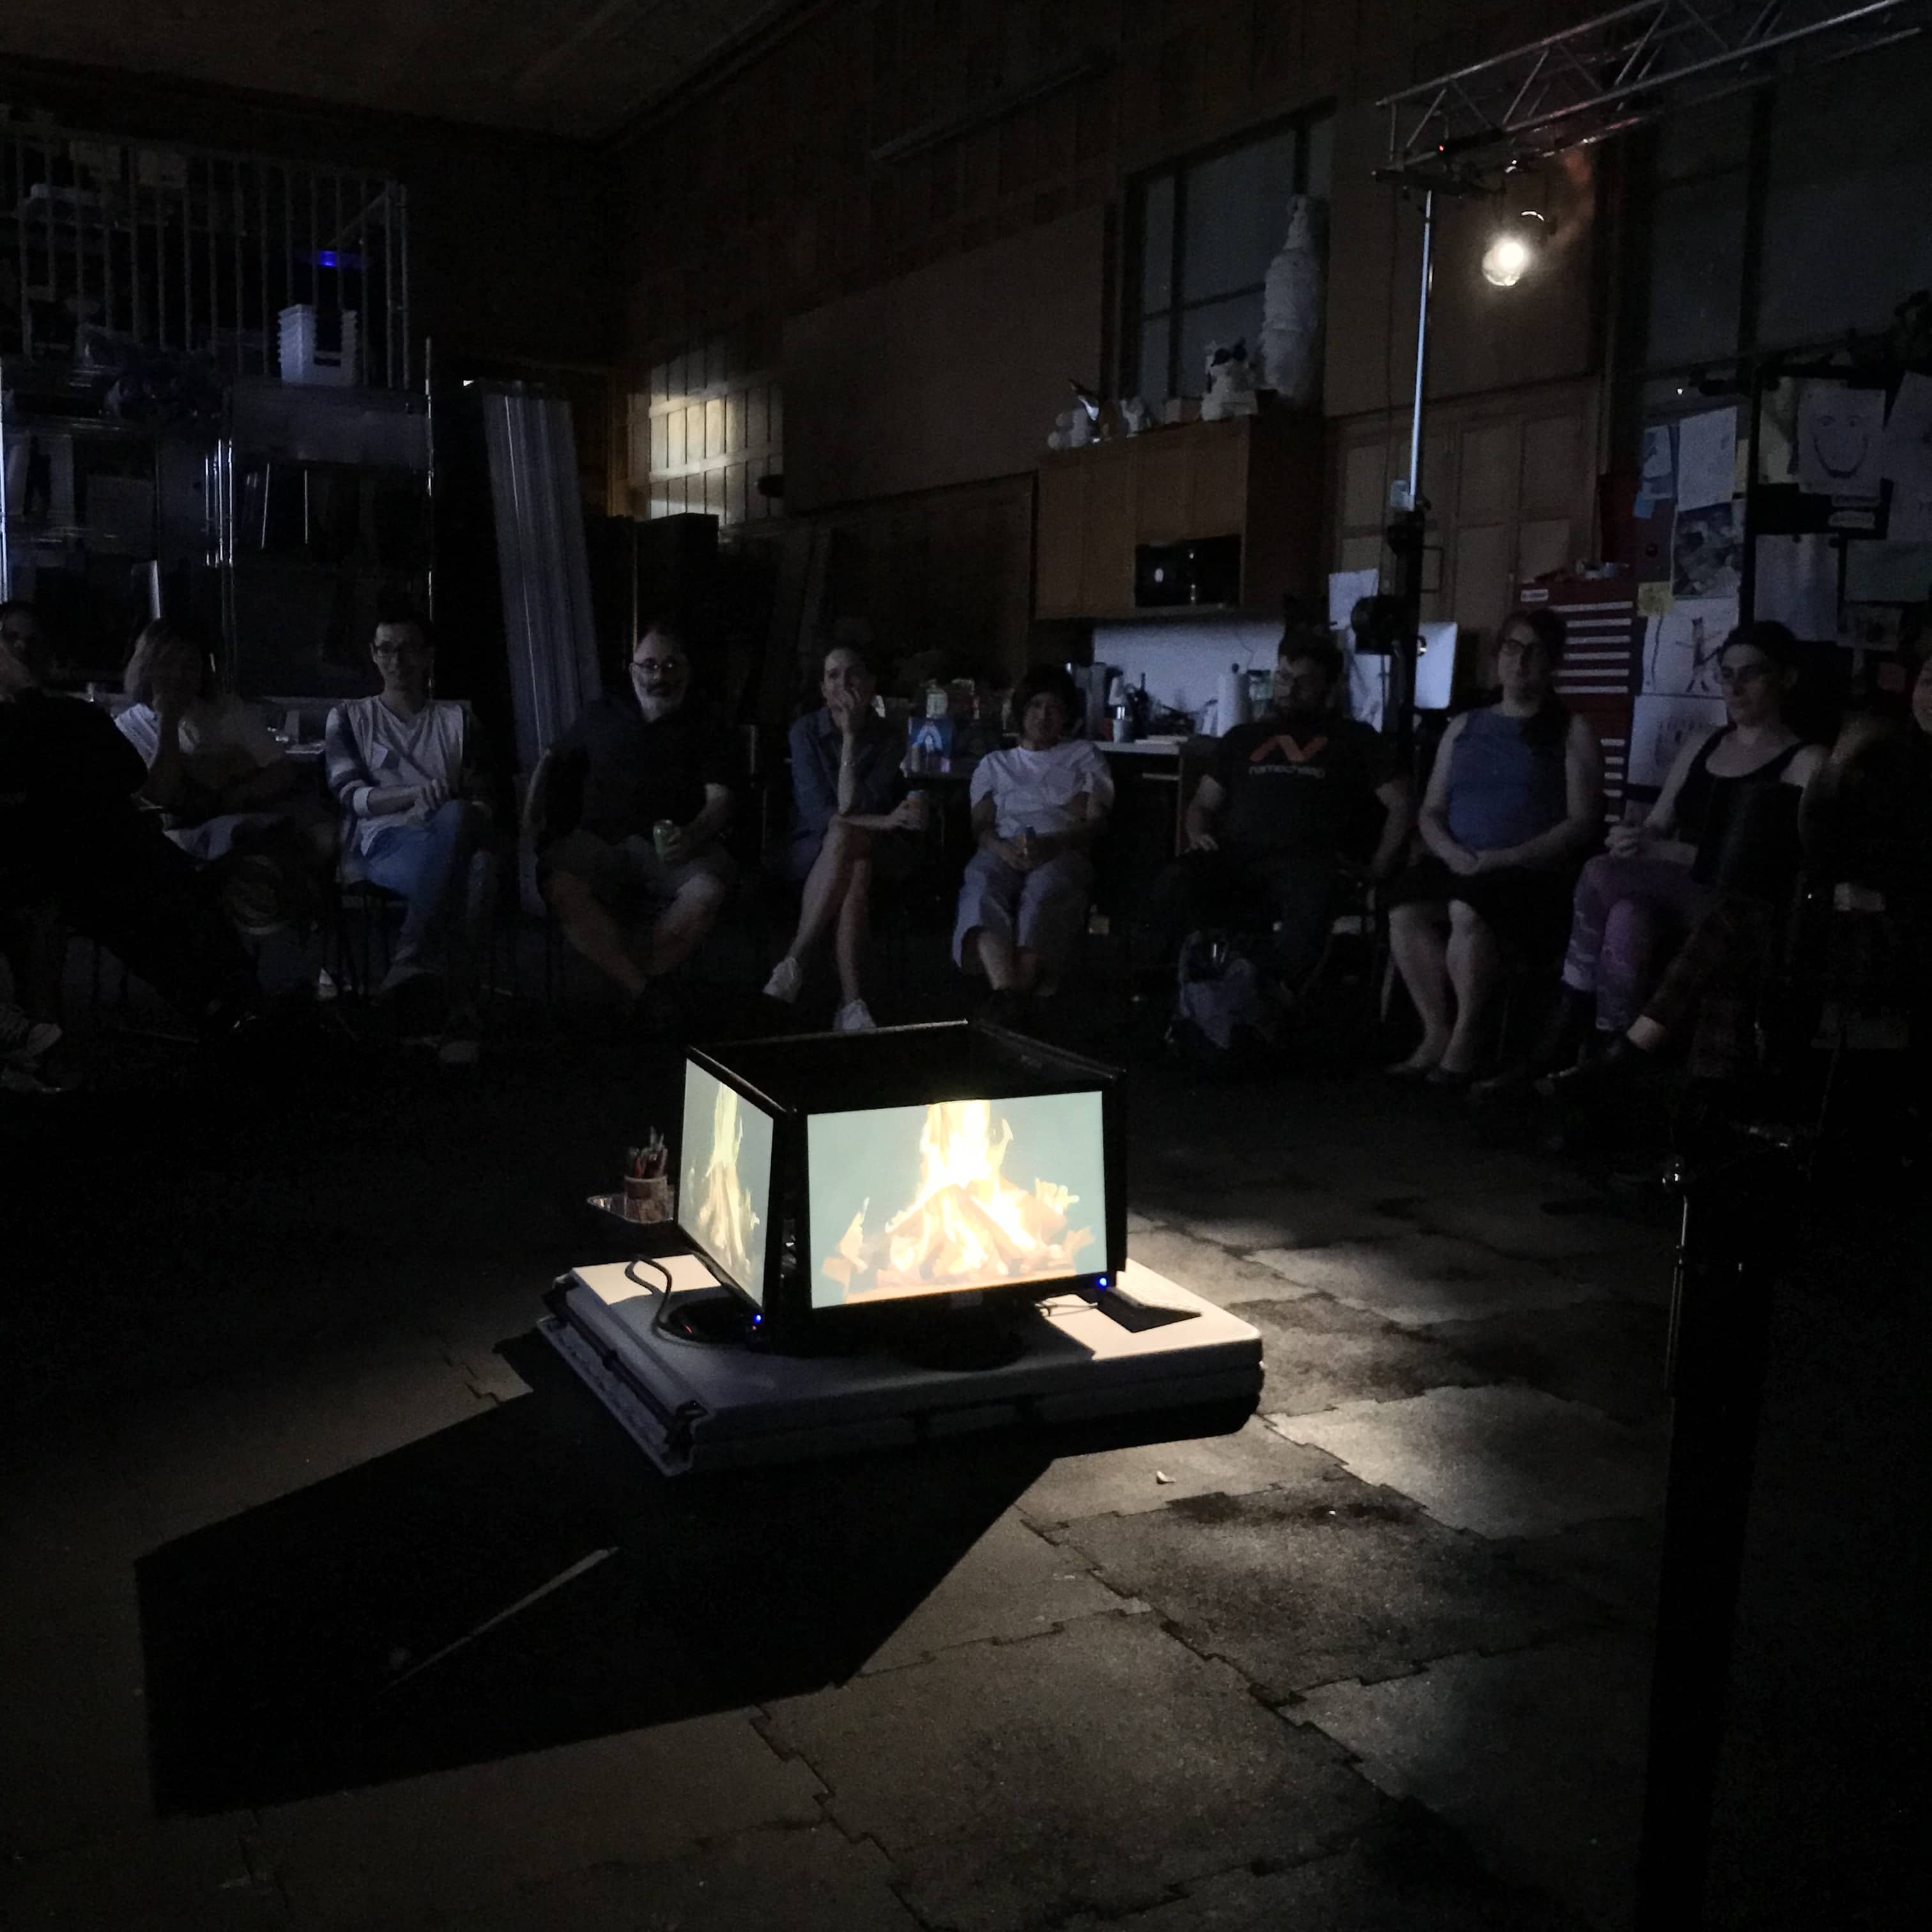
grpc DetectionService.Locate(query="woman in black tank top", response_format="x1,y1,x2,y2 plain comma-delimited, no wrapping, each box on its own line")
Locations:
1522,624,1822,1077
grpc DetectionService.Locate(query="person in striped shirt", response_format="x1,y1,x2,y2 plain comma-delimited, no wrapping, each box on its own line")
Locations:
323,611,496,1061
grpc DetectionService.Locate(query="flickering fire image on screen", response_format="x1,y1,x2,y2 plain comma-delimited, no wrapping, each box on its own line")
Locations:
679,1065,776,1303
808,1092,1106,1307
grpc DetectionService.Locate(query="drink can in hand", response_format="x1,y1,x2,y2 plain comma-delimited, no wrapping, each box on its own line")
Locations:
652,818,678,858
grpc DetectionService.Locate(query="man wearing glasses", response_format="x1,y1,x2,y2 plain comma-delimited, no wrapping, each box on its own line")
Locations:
324,609,498,1063
532,618,735,1022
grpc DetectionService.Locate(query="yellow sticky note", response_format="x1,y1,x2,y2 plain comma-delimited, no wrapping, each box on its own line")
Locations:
1637,581,1675,617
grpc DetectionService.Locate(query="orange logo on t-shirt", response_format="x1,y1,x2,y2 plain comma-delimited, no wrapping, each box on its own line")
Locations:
1248,733,1328,765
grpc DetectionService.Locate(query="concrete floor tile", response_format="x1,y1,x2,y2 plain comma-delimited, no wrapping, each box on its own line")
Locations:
1061,1823,1589,1929
1060,1476,1603,1700
1499,1516,1664,1629
861,1514,1125,1671
1128,1224,1323,1305
0,1587,151,1862
422,1825,920,1932
1249,1237,1605,1329
1416,1196,1673,1264
1226,1295,1488,1415
1,1814,281,1931
1272,1386,1663,1539
1016,1417,1331,1526
762,1613,1385,1932
255,1717,822,1928
1291,1635,1647,1931
1429,1300,1671,1423
1175,1189,1413,1254
1549,1243,1675,1308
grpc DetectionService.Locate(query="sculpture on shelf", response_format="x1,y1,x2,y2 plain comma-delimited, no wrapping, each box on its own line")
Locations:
1199,340,1259,422
1259,194,1327,408
1046,379,1103,450
1118,396,1151,435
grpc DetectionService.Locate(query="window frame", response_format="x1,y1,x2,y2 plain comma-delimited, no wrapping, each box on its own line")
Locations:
1121,100,1336,403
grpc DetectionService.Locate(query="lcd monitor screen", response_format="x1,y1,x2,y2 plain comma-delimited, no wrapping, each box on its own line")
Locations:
808,1092,1107,1307
678,1063,776,1305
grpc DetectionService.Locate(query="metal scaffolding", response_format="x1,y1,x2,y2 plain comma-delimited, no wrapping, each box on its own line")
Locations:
1379,0,1932,181
2,121,411,389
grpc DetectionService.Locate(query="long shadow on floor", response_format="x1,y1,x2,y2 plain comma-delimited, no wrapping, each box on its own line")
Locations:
136,1335,1252,1817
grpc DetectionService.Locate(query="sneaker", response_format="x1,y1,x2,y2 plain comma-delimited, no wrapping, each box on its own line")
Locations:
833,998,877,1032
762,956,804,1004
0,1002,60,1067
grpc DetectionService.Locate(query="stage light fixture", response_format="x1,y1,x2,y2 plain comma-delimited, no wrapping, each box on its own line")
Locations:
1481,210,1547,288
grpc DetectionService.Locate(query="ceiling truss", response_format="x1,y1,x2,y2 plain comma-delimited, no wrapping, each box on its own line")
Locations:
1378,0,1932,183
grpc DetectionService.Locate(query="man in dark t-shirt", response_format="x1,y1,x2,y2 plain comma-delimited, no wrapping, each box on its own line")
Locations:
534,620,737,1006
1149,632,1412,987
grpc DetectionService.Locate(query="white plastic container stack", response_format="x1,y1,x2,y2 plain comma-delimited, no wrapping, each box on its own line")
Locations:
277,303,359,386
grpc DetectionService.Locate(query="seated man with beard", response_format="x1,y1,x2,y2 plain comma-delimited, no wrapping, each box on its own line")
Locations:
1148,627,1412,990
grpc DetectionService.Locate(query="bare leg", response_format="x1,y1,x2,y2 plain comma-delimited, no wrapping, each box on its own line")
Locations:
546,872,651,999
1441,900,1503,1075
1388,900,1452,1070
972,927,1021,990
1627,1015,1667,1054
643,873,729,977
832,855,873,1006
1015,947,1043,993
787,820,865,963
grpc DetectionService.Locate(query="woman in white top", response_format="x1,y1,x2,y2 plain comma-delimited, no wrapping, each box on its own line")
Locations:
323,611,496,1057
953,663,1114,1013
118,620,311,863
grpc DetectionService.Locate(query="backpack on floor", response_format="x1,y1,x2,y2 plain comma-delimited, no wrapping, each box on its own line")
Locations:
1169,928,1280,1064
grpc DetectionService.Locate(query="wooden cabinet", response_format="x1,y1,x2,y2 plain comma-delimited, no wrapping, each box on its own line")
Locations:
1035,409,1324,622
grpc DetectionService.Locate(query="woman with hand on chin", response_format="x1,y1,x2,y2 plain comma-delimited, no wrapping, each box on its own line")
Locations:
1385,606,1603,1084
762,641,924,1032
953,663,1113,1021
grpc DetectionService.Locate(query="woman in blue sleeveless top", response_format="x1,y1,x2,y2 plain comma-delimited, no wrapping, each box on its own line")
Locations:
1386,607,1603,1082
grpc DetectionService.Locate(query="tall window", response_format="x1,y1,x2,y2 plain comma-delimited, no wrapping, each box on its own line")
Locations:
1128,108,1333,404
1636,34,1932,402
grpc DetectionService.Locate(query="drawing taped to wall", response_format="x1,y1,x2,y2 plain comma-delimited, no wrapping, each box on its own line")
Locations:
1796,383,1886,500
1629,693,1728,790
1671,502,1743,599
1644,596,1738,698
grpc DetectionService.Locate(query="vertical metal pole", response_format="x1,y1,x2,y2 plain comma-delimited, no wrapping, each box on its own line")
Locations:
423,334,436,622
181,160,192,355
1406,188,1434,507
399,185,411,392
254,164,266,376
130,151,142,348
1636,1141,1787,1929
14,138,31,358
231,158,243,378
72,137,85,356
0,372,11,599
103,148,116,340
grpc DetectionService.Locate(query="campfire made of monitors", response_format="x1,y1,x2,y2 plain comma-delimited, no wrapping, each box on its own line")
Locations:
676,1022,1125,1345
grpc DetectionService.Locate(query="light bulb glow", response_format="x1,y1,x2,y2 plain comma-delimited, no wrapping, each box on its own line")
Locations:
1482,236,1531,287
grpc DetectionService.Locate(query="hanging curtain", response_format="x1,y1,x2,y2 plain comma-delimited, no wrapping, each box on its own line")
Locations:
481,389,601,772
